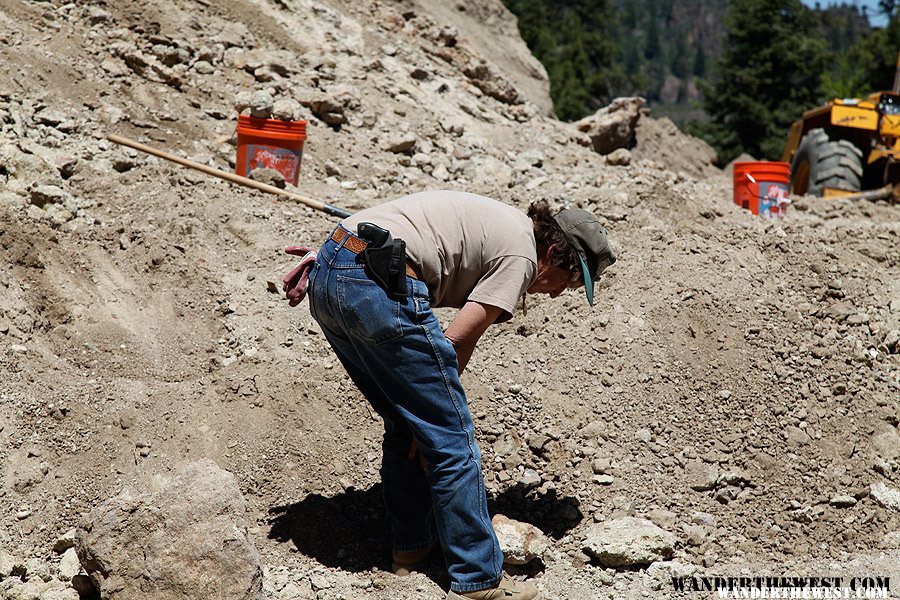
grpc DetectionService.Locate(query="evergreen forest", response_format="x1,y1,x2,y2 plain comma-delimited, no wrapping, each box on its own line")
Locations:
502,0,900,163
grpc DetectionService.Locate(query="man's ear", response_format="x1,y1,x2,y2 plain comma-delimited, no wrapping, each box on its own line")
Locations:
545,243,558,261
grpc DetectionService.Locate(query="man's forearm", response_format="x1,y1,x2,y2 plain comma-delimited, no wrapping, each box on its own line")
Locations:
451,339,477,373
444,301,504,374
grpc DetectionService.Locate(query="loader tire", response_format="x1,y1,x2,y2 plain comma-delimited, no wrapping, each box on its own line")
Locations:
789,128,863,197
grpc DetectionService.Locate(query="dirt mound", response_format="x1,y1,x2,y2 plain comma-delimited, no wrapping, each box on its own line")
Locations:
632,113,719,179
1,0,898,598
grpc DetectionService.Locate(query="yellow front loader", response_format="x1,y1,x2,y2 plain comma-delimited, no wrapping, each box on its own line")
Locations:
782,51,900,199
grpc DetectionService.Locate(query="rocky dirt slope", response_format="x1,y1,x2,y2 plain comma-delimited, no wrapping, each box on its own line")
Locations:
0,0,898,598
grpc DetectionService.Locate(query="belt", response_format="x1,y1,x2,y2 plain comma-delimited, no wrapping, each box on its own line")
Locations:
331,227,421,280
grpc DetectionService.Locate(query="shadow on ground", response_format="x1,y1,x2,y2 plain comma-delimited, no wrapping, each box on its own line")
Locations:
267,482,582,575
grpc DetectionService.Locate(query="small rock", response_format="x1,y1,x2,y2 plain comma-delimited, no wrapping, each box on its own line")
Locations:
29,185,67,208
324,161,341,177
574,97,645,155
272,98,303,122
192,60,215,75
304,95,348,125
310,573,332,591
0,550,22,578
692,512,716,528
492,514,550,565
518,469,541,489
883,329,900,353
248,167,286,189
582,516,676,567
829,495,857,508
53,529,77,554
384,135,417,154
249,89,274,118
847,313,870,325
594,475,614,486
684,460,718,491
87,6,112,24
784,425,810,446
646,509,677,530
880,531,900,549
873,423,900,462
682,524,708,546
35,109,67,126
718,469,752,487
410,67,431,81
58,548,80,581
234,91,254,113
605,148,631,166
591,458,611,475
526,434,549,453
870,482,900,511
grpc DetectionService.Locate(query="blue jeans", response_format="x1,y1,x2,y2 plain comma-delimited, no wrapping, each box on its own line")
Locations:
307,228,503,593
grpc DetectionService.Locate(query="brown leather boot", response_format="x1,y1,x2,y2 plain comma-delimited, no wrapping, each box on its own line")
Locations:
391,543,438,576
446,577,540,599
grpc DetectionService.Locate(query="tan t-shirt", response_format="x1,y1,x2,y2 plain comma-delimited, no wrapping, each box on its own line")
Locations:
342,190,536,319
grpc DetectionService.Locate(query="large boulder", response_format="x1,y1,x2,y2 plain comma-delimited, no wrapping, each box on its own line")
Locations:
75,460,263,600
574,97,645,155
582,516,677,567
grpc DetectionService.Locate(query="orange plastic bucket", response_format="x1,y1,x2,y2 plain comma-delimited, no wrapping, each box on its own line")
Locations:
733,161,791,218
236,115,307,186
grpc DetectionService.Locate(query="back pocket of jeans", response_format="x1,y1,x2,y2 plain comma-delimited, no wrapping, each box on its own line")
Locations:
336,275,403,345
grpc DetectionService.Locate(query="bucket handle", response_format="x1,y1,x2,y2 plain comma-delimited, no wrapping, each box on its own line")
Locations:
745,172,757,184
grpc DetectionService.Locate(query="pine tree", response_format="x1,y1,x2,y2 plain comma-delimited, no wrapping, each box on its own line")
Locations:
503,0,624,121
841,13,900,93
693,0,830,162
693,46,707,78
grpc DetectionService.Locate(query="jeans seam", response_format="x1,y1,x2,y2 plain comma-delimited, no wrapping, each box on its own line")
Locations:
420,322,473,458
420,319,501,585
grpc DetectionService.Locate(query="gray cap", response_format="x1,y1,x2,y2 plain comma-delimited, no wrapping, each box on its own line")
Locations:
552,208,617,306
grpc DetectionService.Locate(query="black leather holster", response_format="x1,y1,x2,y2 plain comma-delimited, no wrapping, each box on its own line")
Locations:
357,222,407,299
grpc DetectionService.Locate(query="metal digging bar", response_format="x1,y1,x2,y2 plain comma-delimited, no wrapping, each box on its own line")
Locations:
107,134,352,219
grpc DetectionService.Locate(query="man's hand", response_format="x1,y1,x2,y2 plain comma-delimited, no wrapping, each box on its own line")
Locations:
444,301,504,373
282,246,317,307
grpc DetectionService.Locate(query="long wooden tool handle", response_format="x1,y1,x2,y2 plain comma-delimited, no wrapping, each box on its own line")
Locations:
824,185,893,203
107,133,352,219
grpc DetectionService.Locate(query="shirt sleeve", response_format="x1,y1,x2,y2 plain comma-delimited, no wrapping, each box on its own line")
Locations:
466,255,536,322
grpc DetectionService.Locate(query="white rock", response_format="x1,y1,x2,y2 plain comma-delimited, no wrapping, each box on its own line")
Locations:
518,469,541,489
492,514,550,565
870,482,900,511
881,531,900,549
606,148,632,166
583,516,676,567
76,460,263,599
249,90,274,118
272,98,302,122
0,549,21,578
53,529,77,554
58,548,80,581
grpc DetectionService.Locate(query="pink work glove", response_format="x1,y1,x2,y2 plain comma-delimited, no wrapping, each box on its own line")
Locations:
282,246,317,307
